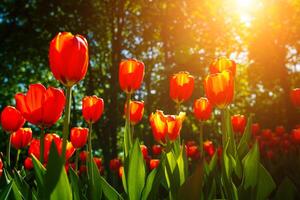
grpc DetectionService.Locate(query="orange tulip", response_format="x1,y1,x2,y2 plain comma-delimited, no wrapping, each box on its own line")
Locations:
149,159,160,170
118,166,124,178
231,114,247,134
1,106,25,133
49,32,89,87
209,56,236,76
204,70,234,109
290,88,300,107
169,71,194,103
119,59,145,94
11,128,32,149
15,83,65,128
149,110,185,143
82,95,104,124
70,127,88,149
124,100,144,125
193,97,212,121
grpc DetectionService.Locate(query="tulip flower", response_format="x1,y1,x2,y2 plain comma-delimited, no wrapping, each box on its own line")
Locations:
152,144,162,155
140,145,148,159
186,145,200,160
11,128,32,149
251,123,260,136
93,157,102,170
193,97,212,121
275,126,285,136
204,70,234,109
290,88,300,107
149,110,186,144
0,158,3,177
15,83,66,128
1,106,25,133
49,32,89,87
79,151,88,163
209,56,236,76
24,157,33,170
124,101,144,125
70,127,88,149
149,159,160,170
119,59,145,94
169,71,195,104
79,165,87,175
110,158,121,172
118,166,124,178
231,114,247,134
261,129,273,140
291,128,300,144
82,96,104,124
203,140,215,157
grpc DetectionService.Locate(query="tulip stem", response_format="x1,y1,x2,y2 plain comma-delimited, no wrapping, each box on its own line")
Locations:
124,93,132,157
88,122,94,184
40,128,45,164
7,134,11,166
199,122,204,158
15,149,21,169
62,86,73,163
75,149,79,172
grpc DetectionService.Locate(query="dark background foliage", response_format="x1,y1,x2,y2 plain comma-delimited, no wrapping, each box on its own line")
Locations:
1,0,300,178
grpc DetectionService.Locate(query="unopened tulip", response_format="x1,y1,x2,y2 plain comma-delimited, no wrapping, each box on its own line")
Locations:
149,159,160,170
119,59,145,94
93,157,102,169
70,127,88,149
11,128,32,149
152,144,162,155
204,70,234,109
193,97,212,121
15,83,65,128
290,88,300,107
170,71,194,103
291,128,300,144
79,151,88,163
203,140,215,157
124,101,144,125
118,166,124,178
275,126,285,136
149,110,185,143
1,106,25,133
49,32,89,87
186,145,200,160
251,123,260,136
209,57,236,76
24,157,33,170
110,158,121,172
140,145,148,159
82,96,104,124
0,158,3,177
231,114,247,134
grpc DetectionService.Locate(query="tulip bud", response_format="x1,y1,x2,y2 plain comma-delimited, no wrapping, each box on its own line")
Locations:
82,96,104,124
24,157,33,170
193,97,212,121
124,101,144,125
11,128,32,149
231,114,247,134
290,88,300,107
1,106,25,133
110,158,121,172
209,57,236,76
140,145,148,159
70,127,88,149
149,159,160,170
152,144,162,155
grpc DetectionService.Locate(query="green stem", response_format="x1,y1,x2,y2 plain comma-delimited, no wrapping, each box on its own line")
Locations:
199,122,204,158
75,149,79,172
40,128,45,164
88,122,94,183
176,102,181,143
62,86,72,163
15,149,21,169
7,134,11,166
124,93,132,157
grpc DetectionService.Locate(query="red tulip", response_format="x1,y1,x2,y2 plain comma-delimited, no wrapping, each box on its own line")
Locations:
1,106,25,133
149,110,185,143
209,57,236,76
110,158,121,172
24,157,33,170
82,95,104,124
49,32,89,87
193,97,212,121
93,157,102,169
124,101,144,125
10,128,32,149
149,159,160,170
251,123,260,136
0,158,3,177
15,83,65,128
70,127,88,149
291,128,300,144
140,145,148,159
186,140,196,147
79,151,88,163
261,129,273,140
275,126,285,136
203,140,215,157
231,114,247,134
170,71,195,103
186,145,200,159
290,88,300,107
119,59,145,94
79,165,87,175
152,144,162,155
204,70,234,109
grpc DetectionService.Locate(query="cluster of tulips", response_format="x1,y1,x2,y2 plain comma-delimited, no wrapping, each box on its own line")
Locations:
0,31,299,199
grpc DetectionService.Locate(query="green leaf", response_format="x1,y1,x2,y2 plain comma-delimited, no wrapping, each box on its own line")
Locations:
31,154,46,191
242,142,259,189
177,161,204,199
274,177,297,200
127,139,146,200
176,145,188,185
69,168,81,200
100,176,123,200
255,164,276,200
237,115,253,158
0,181,13,200
208,151,218,174
3,170,23,200
12,169,31,199
87,158,103,200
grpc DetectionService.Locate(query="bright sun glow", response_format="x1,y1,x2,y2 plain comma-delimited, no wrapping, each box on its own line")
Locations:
235,0,256,26
236,0,253,8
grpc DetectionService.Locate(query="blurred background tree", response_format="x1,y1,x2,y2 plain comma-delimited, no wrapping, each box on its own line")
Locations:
1,0,300,181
